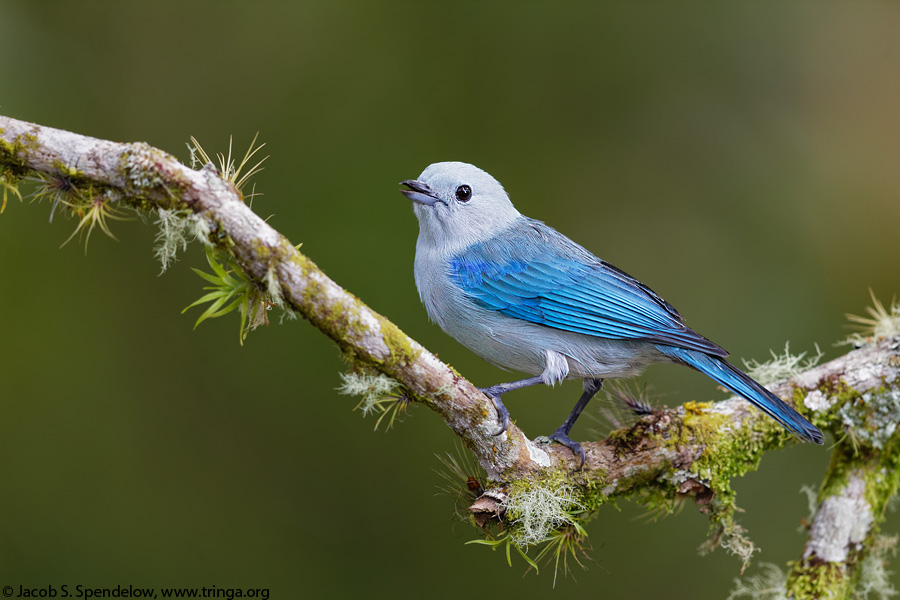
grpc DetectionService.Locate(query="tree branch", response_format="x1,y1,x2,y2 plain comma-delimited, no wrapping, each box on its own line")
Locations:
2,114,898,595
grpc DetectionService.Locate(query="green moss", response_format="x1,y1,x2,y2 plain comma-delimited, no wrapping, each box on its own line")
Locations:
0,128,36,178
504,472,591,539
376,314,422,367
50,160,85,179
786,558,847,599
251,238,277,263
294,253,321,317
622,400,787,562
815,377,861,420
818,432,900,521
1,131,62,212
786,379,900,597
868,434,900,509
318,297,362,351
691,414,765,489
508,471,574,498
290,247,422,372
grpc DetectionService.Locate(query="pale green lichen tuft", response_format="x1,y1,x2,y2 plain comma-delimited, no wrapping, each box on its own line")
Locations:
837,387,900,450
504,483,585,549
798,484,819,533
743,342,824,386
726,563,788,600
699,519,758,567
842,290,900,347
856,534,898,600
192,215,213,246
338,371,409,430
720,523,758,566
264,265,284,308
278,309,299,324
338,371,398,402
153,209,211,273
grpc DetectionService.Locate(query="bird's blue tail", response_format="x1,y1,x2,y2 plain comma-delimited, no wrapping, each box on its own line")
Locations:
655,345,824,445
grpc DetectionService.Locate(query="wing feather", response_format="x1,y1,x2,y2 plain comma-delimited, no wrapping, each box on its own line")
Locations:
448,218,727,357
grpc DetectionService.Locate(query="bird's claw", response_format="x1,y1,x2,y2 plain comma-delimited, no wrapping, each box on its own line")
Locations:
548,428,586,470
479,388,510,436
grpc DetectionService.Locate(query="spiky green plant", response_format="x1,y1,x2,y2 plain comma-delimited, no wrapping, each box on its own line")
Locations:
433,444,488,519
27,171,81,221
466,530,540,574
844,289,900,345
0,175,23,213
60,188,129,252
188,134,267,202
531,520,592,587
182,246,268,345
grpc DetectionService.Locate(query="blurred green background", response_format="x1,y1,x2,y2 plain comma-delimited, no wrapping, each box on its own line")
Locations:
1,1,898,597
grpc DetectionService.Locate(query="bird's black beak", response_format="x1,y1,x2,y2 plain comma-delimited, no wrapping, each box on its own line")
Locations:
400,180,440,206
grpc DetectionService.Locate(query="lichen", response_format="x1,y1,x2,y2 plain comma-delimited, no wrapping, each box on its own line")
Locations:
504,477,585,548
153,209,207,273
837,387,900,450
264,265,284,308
120,142,169,190
727,563,788,600
856,535,898,600
805,472,873,563
338,369,409,430
117,142,189,211
743,342,824,386
802,376,862,431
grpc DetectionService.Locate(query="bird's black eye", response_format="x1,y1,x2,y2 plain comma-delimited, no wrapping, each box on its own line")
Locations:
455,184,472,202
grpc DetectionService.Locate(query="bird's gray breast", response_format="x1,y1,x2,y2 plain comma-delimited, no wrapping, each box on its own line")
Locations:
414,239,549,375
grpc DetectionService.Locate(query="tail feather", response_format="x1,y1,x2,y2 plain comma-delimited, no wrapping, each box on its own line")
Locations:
655,345,824,445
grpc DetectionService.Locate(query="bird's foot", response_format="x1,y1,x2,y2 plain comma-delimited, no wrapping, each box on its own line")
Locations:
478,387,510,436
548,428,586,470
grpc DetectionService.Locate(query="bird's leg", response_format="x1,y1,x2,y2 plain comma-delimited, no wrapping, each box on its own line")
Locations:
479,375,545,436
548,378,604,470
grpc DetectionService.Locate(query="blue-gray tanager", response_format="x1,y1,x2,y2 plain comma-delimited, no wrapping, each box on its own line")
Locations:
400,162,824,467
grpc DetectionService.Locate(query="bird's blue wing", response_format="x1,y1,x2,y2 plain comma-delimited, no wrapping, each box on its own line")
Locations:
448,218,727,357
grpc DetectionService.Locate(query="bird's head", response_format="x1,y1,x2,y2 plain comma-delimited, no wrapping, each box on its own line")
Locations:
400,162,521,251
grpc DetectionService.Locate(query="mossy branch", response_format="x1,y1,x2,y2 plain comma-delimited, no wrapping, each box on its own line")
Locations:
2,114,898,596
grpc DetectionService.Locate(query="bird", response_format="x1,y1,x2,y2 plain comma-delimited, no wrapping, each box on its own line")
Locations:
399,161,824,468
